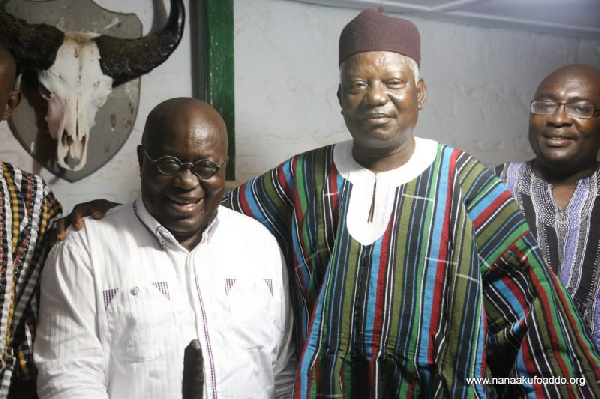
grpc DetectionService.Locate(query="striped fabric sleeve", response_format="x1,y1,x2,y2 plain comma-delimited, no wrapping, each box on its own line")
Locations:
459,156,600,397
224,156,297,255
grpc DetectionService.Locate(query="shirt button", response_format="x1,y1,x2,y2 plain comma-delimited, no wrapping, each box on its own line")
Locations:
131,287,139,295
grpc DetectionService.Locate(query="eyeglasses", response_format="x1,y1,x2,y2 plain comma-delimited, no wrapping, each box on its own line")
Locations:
140,146,223,180
530,100,600,119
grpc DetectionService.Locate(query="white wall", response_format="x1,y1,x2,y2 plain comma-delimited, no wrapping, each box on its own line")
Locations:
0,0,599,212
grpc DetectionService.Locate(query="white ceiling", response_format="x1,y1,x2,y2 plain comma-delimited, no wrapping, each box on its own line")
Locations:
288,0,600,40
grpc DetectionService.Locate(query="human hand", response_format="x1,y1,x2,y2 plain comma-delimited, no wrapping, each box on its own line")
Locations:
182,339,204,399
56,199,120,241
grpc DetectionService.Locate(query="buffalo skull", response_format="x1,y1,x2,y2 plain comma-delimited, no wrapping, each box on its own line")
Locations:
0,0,185,171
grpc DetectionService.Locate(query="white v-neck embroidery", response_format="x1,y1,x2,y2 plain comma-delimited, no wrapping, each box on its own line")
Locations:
333,137,439,245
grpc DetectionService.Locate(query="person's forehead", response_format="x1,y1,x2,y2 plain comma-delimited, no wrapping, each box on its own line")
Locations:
150,124,220,145
150,107,216,134
536,70,600,100
341,51,414,78
344,51,409,68
148,121,226,156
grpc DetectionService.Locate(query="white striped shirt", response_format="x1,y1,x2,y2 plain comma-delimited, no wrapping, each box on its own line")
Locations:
34,198,295,398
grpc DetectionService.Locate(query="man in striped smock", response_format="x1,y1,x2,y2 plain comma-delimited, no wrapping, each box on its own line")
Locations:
497,65,600,350
223,9,600,397
0,43,62,398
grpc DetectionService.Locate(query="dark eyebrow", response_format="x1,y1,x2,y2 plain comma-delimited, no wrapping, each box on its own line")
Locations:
566,96,595,103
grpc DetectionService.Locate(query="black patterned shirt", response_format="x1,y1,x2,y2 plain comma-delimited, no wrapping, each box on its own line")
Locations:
498,161,600,347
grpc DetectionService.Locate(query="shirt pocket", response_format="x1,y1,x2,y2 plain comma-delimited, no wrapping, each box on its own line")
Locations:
226,278,274,349
105,282,175,363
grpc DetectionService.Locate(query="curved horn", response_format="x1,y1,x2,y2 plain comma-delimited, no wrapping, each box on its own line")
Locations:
94,0,185,86
0,9,64,70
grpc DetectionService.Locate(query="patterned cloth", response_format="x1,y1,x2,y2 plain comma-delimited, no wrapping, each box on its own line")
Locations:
223,138,600,398
498,161,600,348
0,162,61,396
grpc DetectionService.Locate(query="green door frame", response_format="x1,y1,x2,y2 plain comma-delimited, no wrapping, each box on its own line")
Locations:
191,0,235,181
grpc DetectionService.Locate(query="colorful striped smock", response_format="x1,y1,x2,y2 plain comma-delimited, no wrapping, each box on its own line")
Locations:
0,162,62,395
223,138,600,398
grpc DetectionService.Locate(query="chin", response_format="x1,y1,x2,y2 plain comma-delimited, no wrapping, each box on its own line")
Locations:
541,150,574,164
365,132,409,149
178,221,207,234
538,156,576,171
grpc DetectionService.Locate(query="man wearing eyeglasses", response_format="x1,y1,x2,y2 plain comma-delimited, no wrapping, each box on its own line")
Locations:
33,98,295,399
497,64,600,347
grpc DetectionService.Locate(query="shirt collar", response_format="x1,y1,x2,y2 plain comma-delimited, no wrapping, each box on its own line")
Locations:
133,196,220,251
333,136,439,186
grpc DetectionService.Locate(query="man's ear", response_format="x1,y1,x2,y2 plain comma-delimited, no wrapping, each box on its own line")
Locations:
1,90,21,120
416,79,426,110
336,84,342,107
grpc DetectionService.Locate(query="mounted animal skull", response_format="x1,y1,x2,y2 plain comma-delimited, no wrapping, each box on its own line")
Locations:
0,0,185,171
36,34,114,169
